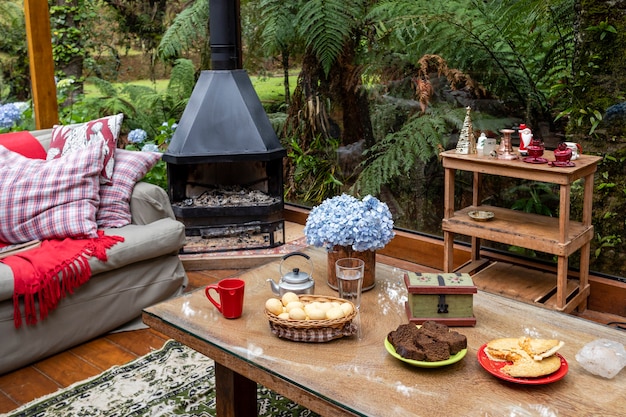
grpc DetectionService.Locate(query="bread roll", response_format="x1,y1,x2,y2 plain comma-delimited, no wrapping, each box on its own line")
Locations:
288,307,307,320
265,298,284,316
285,301,304,312
281,292,300,306
326,307,345,320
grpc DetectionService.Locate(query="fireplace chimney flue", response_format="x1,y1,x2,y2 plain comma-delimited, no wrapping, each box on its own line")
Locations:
209,0,242,70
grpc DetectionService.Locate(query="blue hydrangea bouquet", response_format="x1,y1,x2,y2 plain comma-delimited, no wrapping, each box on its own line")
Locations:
304,194,395,252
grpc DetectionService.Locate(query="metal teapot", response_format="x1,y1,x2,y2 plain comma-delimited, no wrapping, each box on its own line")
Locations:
267,252,315,296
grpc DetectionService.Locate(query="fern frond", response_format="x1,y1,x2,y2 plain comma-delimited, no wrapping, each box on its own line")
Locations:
368,0,576,122
353,109,449,195
157,0,209,61
167,59,196,100
84,77,118,97
260,0,300,54
95,96,136,117
121,84,159,103
296,0,364,76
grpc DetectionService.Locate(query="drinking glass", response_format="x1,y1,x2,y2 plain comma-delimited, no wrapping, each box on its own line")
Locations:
335,258,364,338
335,258,364,308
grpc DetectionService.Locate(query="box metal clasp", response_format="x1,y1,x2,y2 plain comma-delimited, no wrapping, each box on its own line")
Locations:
438,294,449,314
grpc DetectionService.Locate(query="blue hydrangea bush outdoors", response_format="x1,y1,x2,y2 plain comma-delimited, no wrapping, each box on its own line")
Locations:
124,122,178,190
127,120,178,153
0,103,27,131
304,194,395,252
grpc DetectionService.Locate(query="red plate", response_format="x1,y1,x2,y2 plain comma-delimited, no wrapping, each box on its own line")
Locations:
477,344,568,385
549,160,576,167
522,157,548,164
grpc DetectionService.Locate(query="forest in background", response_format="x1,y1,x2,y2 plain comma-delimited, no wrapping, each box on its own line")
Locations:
2,0,626,279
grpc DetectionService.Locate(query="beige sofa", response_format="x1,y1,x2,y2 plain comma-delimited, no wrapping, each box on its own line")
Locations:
0,129,187,375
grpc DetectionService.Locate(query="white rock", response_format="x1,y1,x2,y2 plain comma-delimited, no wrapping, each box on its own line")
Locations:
575,339,626,379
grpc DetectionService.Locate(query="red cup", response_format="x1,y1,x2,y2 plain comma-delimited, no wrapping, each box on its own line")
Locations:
205,278,245,319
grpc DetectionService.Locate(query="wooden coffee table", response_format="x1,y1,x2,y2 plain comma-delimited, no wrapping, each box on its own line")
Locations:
143,247,626,416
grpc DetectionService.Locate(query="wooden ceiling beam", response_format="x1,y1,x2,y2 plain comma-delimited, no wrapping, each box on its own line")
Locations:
24,0,58,129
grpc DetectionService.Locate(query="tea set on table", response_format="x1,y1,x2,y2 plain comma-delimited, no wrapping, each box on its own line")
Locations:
476,124,581,166
204,252,317,320
204,251,359,316
204,250,364,345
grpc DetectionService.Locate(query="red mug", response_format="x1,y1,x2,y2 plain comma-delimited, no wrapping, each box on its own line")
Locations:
205,278,245,319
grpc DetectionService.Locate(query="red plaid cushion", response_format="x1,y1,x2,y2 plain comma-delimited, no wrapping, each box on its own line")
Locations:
97,150,162,228
46,114,123,185
0,141,104,243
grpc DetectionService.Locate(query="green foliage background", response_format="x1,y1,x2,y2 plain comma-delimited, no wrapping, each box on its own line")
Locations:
2,0,626,278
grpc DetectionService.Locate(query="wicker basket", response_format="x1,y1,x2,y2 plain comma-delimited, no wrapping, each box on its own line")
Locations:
265,295,358,342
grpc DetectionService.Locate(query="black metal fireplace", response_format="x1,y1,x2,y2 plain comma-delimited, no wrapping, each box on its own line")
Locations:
163,0,286,253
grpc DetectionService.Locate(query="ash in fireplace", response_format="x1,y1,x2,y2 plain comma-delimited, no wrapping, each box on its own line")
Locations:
173,186,280,208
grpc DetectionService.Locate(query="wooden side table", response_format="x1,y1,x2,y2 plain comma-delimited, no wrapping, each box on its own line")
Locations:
441,149,602,312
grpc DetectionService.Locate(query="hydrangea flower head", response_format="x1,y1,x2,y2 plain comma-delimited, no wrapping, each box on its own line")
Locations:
128,129,148,143
141,143,160,152
0,103,22,129
304,194,394,251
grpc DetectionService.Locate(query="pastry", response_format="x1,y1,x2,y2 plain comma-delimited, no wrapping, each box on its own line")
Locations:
501,354,562,378
518,336,564,360
485,337,564,377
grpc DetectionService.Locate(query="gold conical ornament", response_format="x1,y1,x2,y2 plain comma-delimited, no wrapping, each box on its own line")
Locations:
456,106,476,154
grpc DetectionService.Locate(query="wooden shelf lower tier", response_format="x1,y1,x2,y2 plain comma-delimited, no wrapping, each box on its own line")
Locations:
471,261,590,312
442,206,593,257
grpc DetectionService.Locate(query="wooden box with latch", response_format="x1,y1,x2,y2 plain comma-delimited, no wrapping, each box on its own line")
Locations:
404,272,477,326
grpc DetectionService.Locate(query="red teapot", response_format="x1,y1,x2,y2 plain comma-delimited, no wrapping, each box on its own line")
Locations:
554,142,573,163
526,138,544,159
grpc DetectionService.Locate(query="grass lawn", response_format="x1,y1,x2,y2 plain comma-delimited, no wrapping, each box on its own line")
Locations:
84,73,298,104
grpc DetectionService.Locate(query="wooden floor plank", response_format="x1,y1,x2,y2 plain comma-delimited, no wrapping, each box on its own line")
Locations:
33,350,102,387
0,367,60,411
105,329,169,357
68,338,138,372
0,393,18,414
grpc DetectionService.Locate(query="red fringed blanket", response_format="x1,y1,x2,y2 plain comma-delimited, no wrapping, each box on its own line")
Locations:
1,231,124,328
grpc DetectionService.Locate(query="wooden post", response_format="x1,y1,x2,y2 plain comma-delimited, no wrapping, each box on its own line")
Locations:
24,0,59,129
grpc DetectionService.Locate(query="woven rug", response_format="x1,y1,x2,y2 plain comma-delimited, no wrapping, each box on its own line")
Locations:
6,340,319,417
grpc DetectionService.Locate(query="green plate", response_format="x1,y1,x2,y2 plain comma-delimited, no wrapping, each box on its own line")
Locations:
384,337,467,368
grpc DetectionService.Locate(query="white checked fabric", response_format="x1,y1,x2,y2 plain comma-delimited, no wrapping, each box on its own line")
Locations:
0,141,104,243
96,149,162,228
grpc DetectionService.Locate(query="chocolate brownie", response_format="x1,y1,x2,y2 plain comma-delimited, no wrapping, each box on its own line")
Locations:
421,320,449,333
388,324,424,360
388,321,468,362
395,343,427,361
387,323,419,347
436,330,468,355
424,327,468,355
417,339,451,362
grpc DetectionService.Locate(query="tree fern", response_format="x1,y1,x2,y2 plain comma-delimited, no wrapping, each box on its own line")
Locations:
295,0,365,76
368,0,576,125
167,58,196,101
157,0,209,61
353,107,452,196
121,58,195,131
260,0,302,54
72,77,136,122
